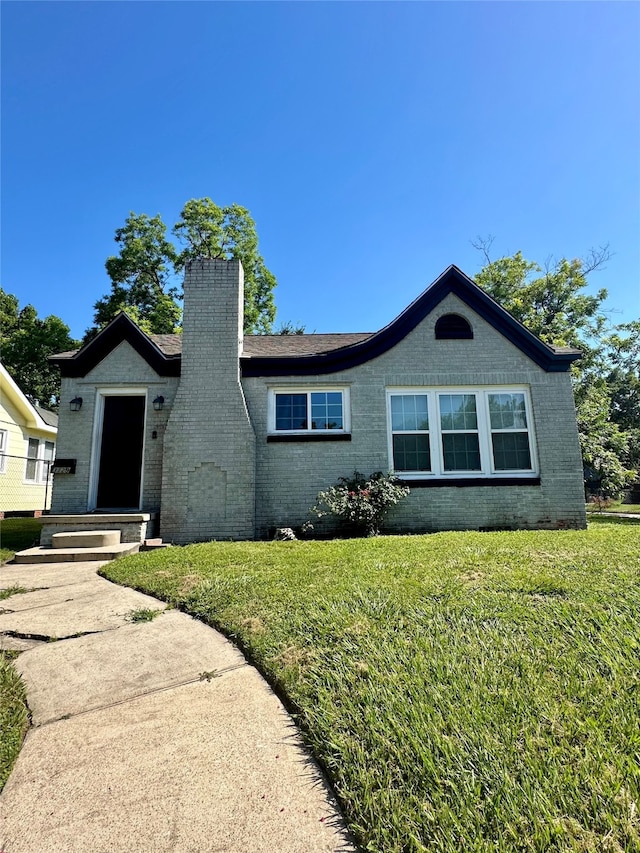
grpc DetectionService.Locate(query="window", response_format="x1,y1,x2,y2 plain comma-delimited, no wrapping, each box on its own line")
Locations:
25,438,39,482
24,438,55,482
0,430,7,474
390,394,431,471
42,440,55,482
435,314,473,339
488,393,532,471
387,387,536,478
269,388,349,434
439,394,481,471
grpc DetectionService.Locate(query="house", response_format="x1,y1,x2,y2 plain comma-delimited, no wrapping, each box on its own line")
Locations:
47,260,586,544
0,362,58,517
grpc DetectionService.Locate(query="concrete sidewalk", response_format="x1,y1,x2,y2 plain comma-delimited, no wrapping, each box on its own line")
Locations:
0,560,355,853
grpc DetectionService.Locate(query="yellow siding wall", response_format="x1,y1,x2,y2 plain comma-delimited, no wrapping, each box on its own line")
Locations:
0,395,56,513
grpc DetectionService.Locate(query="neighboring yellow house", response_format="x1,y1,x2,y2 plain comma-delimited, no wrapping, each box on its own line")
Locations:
0,362,58,516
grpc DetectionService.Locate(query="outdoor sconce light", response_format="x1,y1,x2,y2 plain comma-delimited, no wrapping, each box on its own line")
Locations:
69,396,83,412
152,395,165,412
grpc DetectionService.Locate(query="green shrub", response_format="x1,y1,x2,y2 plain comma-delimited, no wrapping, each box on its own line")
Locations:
311,470,409,537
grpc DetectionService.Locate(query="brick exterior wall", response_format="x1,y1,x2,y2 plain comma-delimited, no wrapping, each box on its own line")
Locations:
50,343,178,515
243,293,586,537
160,259,256,543
50,283,586,542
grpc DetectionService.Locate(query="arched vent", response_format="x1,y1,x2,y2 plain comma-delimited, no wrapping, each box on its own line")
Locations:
435,314,473,340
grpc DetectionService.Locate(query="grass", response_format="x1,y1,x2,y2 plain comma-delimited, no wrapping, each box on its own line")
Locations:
0,517,42,564
125,607,163,623
101,520,640,853
0,586,32,602
586,501,640,515
0,653,30,792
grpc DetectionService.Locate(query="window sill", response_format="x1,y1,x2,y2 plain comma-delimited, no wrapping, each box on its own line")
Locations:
398,476,541,488
267,433,352,443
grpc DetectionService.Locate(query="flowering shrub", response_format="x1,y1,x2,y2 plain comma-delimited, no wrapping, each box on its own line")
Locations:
311,471,410,537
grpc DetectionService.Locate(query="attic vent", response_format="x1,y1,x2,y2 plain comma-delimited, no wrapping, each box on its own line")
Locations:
435,314,473,340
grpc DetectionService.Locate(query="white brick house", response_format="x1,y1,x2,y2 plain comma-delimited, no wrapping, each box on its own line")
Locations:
49,260,586,543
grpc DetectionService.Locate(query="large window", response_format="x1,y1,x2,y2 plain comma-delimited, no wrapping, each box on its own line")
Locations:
387,388,536,478
269,388,349,434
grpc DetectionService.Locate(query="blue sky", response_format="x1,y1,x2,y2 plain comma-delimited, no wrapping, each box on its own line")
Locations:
2,1,639,341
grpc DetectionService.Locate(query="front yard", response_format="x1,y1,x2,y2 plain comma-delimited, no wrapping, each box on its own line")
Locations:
0,517,42,564
101,519,640,853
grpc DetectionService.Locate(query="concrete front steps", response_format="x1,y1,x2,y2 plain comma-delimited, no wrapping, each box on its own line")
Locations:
14,529,141,564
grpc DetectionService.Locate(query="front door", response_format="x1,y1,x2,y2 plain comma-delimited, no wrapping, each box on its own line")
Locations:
96,395,145,509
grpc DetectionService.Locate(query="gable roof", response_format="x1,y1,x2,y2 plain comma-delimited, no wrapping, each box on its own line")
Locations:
50,266,581,378
0,362,58,435
51,313,182,377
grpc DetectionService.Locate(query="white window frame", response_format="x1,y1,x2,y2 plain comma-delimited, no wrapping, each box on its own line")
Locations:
24,438,40,483
23,437,56,483
386,386,538,479
42,440,55,483
0,429,7,474
268,387,351,435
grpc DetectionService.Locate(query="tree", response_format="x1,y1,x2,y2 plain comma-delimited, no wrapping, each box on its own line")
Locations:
88,199,277,339
173,199,276,334
473,238,610,357
473,239,638,496
0,288,79,408
601,321,640,474
92,213,180,336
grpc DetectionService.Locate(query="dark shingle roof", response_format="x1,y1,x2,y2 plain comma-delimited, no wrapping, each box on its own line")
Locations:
53,332,375,361
148,332,374,358
49,267,582,377
34,405,59,428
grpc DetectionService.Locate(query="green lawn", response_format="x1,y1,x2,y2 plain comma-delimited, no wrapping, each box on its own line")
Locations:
586,501,640,515
101,521,639,852
0,517,42,564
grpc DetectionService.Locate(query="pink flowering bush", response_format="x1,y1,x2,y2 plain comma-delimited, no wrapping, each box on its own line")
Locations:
311,471,410,537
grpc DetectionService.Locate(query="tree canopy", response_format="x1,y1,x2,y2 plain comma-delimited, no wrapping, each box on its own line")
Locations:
88,199,277,339
474,240,638,496
1,289,79,409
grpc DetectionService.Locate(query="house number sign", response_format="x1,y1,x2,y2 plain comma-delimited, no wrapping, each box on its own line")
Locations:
51,458,77,475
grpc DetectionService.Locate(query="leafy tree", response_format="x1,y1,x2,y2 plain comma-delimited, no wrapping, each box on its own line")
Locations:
574,381,633,497
473,239,638,496
473,238,610,358
0,288,78,408
88,199,277,339
173,199,276,334
601,321,640,473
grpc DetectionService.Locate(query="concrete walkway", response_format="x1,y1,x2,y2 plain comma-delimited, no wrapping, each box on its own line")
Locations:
0,560,355,853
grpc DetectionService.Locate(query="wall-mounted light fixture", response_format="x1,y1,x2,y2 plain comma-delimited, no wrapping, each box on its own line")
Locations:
152,395,165,412
69,396,83,412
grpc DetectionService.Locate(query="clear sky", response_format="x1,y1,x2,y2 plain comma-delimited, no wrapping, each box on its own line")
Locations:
2,1,639,341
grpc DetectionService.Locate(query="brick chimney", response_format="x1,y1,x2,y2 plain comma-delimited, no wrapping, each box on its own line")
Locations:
160,258,256,542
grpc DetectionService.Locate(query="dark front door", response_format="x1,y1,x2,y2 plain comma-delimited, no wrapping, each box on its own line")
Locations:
96,396,145,509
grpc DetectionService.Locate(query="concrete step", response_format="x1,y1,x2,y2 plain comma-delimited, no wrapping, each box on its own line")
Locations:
13,543,140,564
140,539,171,551
52,530,122,549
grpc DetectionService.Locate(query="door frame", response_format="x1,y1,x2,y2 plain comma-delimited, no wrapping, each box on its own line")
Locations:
88,387,148,511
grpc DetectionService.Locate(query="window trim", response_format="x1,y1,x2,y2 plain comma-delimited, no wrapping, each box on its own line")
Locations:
268,387,350,436
0,429,7,474
386,386,538,480
42,440,55,483
24,437,40,483
23,437,56,484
